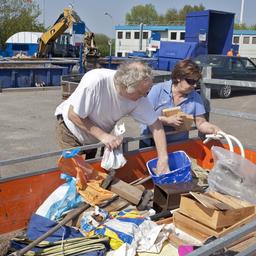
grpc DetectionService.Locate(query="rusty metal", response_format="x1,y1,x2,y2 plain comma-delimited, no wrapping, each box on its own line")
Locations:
153,182,202,213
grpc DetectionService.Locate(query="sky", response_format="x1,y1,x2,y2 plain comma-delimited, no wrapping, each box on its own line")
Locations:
35,0,256,38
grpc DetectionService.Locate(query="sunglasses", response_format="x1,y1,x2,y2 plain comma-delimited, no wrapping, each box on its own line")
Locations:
185,78,199,85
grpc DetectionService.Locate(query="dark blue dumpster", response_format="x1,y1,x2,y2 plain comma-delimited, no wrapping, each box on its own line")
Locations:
0,63,68,88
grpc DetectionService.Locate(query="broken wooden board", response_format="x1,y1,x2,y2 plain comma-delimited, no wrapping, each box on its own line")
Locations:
162,107,194,131
227,233,256,252
104,197,130,212
176,112,194,131
179,193,255,230
168,232,190,248
207,191,253,209
174,211,222,242
110,178,144,205
189,192,233,210
162,107,181,117
156,216,173,225
219,213,256,237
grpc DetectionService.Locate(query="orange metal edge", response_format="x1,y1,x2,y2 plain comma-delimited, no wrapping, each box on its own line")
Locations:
1,138,255,235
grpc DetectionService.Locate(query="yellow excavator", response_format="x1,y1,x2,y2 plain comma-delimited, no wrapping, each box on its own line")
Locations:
37,7,78,58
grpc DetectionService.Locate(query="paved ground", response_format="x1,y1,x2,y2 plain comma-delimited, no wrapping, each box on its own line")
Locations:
0,88,255,178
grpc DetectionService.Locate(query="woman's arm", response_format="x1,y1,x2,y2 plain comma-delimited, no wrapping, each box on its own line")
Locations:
195,115,221,134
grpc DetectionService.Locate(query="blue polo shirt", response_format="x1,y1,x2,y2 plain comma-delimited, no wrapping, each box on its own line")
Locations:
140,80,206,145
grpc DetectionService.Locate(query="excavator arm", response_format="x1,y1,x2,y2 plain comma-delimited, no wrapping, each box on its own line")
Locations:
37,7,76,58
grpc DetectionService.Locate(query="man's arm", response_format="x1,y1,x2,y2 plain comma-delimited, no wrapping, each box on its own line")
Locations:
68,106,122,150
149,119,169,174
195,115,221,134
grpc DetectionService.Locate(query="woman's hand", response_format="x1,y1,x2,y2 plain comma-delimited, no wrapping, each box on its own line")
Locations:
208,125,221,135
158,115,184,128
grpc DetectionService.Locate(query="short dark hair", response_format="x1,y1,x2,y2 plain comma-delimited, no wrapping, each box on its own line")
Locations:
171,59,202,84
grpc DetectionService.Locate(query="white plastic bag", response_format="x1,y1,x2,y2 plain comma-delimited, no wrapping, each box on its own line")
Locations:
36,173,84,220
101,123,127,170
208,146,256,204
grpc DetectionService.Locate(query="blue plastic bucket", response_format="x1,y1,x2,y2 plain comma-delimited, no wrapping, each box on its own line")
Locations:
146,151,192,185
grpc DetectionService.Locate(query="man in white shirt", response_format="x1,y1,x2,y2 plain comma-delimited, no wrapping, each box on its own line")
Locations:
55,61,169,174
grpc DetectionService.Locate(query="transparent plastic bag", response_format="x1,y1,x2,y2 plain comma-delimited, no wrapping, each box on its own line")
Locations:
208,146,256,204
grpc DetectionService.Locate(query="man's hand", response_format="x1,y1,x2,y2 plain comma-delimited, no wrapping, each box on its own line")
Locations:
154,157,170,175
158,115,184,128
101,134,123,151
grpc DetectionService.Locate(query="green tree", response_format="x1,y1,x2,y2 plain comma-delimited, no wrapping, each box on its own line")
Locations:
125,4,159,25
233,23,256,30
125,4,205,26
177,4,205,24
234,23,248,30
249,24,256,30
0,0,44,49
95,34,114,57
164,8,179,25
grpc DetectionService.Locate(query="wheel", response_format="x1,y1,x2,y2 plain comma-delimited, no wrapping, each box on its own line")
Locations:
218,85,232,98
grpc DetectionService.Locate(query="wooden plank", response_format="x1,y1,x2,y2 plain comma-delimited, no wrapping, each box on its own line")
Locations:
162,107,193,131
162,107,181,117
104,197,130,212
173,211,221,242
207,191,253,209
179,194,255,229
227,234,256,252
219,214,256,237
168,233,189,248
155,216,173,225
110,178,143,205
176,113,194,131
189,192,233,210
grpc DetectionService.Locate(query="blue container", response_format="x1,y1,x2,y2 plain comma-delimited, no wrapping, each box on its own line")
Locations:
146,151,192,185
186,10,235,55
0,64,68,88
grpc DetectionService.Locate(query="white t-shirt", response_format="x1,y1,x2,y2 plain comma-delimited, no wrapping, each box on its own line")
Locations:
55,68,158,144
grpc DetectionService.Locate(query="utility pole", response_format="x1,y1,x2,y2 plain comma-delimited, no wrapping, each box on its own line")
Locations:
239,0,245,25
139,23,144,51
104,12,115,57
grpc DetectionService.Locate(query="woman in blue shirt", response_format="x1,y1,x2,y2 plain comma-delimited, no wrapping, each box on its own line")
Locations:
140,59,221,147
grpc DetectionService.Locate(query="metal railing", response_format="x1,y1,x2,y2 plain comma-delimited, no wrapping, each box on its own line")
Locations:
200,66,256,121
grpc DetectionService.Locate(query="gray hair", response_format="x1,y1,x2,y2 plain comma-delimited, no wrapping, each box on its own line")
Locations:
114,61,153,93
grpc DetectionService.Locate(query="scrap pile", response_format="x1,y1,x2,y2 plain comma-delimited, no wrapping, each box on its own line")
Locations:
5,144,256,256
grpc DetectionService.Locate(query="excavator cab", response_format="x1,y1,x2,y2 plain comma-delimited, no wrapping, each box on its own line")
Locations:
37,7,77,58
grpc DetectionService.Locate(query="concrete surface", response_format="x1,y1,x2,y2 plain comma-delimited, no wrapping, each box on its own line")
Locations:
0,88,255,178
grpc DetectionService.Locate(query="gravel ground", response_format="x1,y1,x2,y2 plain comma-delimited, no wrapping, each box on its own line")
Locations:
0,87,255,178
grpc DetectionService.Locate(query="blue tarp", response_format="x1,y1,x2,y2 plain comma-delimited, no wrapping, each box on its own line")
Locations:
11,214,106,255
27,214,83,241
